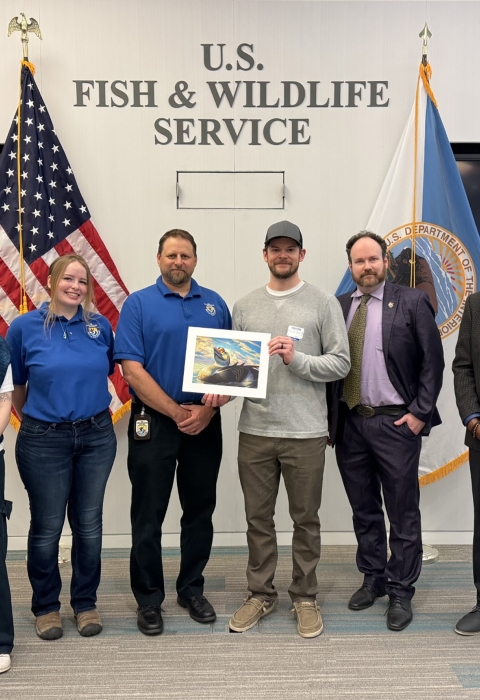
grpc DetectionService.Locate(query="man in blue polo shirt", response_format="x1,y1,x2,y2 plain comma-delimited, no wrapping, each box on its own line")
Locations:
114,228,231,635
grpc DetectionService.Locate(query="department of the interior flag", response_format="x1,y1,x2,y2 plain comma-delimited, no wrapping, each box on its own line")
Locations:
336,63,480,485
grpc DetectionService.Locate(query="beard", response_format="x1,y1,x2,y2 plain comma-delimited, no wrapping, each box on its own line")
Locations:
352,266,387,289
162,268,191,286
268,259,299,280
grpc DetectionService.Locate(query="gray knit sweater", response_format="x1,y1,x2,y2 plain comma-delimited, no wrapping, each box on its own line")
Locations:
232,282,350,438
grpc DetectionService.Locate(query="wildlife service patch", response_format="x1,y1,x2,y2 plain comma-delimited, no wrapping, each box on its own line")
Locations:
205,303,216,316
86,324,101,339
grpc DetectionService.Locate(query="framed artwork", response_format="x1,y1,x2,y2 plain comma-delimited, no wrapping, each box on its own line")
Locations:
182,327,271,398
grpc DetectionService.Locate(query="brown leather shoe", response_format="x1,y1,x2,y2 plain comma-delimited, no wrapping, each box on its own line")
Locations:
76,609,103,637
36,611,63,640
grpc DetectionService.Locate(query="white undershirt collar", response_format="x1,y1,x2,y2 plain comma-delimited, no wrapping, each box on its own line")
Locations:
266,280,305,297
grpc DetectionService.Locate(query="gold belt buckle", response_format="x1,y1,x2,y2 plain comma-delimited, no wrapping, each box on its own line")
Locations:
356,405,375,418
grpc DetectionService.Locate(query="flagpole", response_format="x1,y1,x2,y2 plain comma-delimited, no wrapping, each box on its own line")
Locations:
6,15,72,563
8,13,42,314
412,24,431,289
416,23,440,566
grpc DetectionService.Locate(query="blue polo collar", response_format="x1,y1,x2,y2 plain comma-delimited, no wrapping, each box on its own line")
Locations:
38,301,85,323
156,276,202,299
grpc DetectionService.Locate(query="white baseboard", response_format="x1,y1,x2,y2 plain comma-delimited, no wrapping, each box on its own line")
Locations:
7,531,474,551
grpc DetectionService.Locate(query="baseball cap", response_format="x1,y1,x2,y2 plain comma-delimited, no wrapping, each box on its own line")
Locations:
264,220,303,248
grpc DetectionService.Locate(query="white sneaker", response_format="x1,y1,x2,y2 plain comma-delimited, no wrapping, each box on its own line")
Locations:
0,654,11,674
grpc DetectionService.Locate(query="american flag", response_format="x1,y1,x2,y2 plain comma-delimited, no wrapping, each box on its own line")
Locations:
0,63,131,420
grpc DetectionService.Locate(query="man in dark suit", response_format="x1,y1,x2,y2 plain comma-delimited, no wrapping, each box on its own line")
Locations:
453,292,480,635
329,231,444,631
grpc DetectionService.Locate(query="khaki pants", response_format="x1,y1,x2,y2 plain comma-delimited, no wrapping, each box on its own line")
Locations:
238,432,327,603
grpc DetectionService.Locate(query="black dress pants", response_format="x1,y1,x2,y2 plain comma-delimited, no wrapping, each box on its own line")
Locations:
127,407,222,607
0,452,14,654
336,410,422,600
469,449,480,604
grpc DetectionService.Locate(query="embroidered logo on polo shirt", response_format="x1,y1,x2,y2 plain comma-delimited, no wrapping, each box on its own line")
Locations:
86,324,101,339
205,303,216,316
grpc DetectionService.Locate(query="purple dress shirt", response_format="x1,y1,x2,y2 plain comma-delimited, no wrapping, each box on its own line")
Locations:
346,282,404,407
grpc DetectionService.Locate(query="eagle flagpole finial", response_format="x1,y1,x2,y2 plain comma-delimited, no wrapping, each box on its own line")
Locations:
7,13,42,60
419,22,432,65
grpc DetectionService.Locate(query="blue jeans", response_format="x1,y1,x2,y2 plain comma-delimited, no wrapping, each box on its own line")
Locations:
15,409,116,616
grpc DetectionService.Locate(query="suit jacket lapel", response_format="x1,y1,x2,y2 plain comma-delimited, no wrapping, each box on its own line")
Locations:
338,293,352,321
382,281,399,361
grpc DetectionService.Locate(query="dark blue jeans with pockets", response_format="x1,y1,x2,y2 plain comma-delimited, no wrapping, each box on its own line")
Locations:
16,409,116,617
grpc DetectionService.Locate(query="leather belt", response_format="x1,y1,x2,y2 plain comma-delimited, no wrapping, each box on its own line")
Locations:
131,396,204,407
355,404,407,418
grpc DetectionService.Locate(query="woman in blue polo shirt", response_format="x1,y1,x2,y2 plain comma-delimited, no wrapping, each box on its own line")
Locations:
6,254,116,641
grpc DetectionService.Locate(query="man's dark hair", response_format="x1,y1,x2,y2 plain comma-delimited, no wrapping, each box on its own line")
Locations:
346,230,387,262
158,229,197,256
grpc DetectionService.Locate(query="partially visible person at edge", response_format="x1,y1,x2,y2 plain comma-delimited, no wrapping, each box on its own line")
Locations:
6,254,117,641
0,337,13,673
206,220,350,638
114,229,231,635
452,291,480,635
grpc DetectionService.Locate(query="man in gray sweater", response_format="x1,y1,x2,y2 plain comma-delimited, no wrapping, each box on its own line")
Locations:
228,221,350,637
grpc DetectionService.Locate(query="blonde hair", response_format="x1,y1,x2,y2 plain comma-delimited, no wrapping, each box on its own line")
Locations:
44,254,96,329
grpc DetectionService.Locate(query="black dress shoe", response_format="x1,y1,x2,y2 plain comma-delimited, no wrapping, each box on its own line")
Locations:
177,595,216,623
455,606,480,635
386,596,412,631
137,605,163,635
348,584,386,610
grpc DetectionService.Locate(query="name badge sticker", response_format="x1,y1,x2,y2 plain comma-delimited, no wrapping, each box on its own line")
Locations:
287,325,304,341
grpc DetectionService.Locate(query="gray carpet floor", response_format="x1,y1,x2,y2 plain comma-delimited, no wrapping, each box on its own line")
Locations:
2,545,480,699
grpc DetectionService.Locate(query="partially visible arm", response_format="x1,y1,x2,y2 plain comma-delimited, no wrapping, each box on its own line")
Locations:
121,360,190,424
453,294,480,422
0,360,13,433
283,296,351,382
104,318,115,376
115,295,191,425
0,391,12,435
464,413,480,429
12,385,27,420
466,416,480,434
406,292,444,424
6,322,28,422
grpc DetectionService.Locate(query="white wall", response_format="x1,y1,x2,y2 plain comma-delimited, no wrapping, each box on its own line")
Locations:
0,0,478,548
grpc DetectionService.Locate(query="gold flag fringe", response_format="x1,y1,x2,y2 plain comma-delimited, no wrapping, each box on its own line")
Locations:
419,62,438,109
419,450,469,487
21,59,36,75
111,399,132,425
9,413,20,431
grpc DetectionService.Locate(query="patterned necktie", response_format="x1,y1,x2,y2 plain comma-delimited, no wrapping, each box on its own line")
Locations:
343,294,371,409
